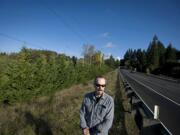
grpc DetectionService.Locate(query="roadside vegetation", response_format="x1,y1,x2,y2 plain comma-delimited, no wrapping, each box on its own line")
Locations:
0,69,139,135
121,35,180,78
2,45,143,135
0,45,119,103
109,70,139,135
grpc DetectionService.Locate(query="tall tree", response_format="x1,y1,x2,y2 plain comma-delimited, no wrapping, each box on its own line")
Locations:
158,41,166,66
82,44,95,65
165,43,177,62
92,51,103,67
136,49,143,71
105,55,116,68
142,50,147,71
72,56,77,67
147,35,160,69
176,50,180,60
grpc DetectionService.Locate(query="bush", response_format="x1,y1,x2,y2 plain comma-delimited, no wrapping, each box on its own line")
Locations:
0,49,112,103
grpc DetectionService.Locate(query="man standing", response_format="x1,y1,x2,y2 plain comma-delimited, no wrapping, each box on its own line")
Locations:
80,76,114,135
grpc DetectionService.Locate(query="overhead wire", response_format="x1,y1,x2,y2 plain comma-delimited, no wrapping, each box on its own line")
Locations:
0,2,91,56
42,3,89,43
41,2,92,56
0,32,44,50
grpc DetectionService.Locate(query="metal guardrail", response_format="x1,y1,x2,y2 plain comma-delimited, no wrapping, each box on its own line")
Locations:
119,70,172,135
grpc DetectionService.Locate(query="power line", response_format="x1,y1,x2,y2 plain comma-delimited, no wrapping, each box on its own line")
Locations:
0,32,44,50
0,32,78,56
41,3,92,56
42,3,89,44
0,3,91,55
0,32,26,43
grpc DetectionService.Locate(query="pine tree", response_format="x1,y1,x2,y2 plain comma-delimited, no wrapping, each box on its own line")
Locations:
147,35,159,69
158,41,166,66
165,43,177,62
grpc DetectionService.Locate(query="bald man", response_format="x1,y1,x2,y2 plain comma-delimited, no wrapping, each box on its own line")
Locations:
80,76,114,135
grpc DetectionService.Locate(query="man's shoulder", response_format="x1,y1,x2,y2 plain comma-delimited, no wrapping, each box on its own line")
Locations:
104,92,114,102
84,91,94,98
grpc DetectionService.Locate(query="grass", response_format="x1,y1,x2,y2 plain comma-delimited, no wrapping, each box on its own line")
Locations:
0,69,139,135
119,74,140,135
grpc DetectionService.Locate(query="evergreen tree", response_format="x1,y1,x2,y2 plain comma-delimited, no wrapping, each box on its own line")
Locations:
147,35,160,70
142,50,147,71
131,49,137,68
158,41,166,66
165,43,177,62
136,49,143,71
124,49,133,61
105,55,116,68
176,50,180,60
122,35,179,78
72,56,77,67
0,47,112,103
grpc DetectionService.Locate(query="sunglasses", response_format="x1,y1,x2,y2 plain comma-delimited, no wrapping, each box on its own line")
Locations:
95,84,106,87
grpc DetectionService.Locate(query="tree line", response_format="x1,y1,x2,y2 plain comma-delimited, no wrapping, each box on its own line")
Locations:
0,45,119,103
121,35,180,78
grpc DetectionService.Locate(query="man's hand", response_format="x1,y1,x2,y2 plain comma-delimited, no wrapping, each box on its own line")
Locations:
82,127,90,135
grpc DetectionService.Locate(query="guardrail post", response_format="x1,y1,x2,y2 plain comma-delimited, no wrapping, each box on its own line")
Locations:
154,105,159,120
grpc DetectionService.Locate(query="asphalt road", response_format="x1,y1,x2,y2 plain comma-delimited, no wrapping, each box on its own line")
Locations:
120,69,180,135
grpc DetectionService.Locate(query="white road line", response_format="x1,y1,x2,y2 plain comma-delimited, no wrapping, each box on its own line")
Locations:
120,71,155,113
127,73,180,106
120,71,173,135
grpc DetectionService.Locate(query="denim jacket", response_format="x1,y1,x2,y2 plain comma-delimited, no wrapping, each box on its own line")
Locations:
80,91,114,135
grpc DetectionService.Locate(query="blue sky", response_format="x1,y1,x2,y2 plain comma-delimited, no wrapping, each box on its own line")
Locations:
0,0,180,59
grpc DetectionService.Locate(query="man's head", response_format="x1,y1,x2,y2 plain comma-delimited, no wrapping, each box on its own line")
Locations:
94,76,106,97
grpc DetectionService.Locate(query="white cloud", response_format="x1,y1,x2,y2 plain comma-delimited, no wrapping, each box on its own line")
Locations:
100,32,110,38
105,42,115,48
104,53,112,59
116,56,121,60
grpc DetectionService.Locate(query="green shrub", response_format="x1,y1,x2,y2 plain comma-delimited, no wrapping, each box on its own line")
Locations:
0,49,113,103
